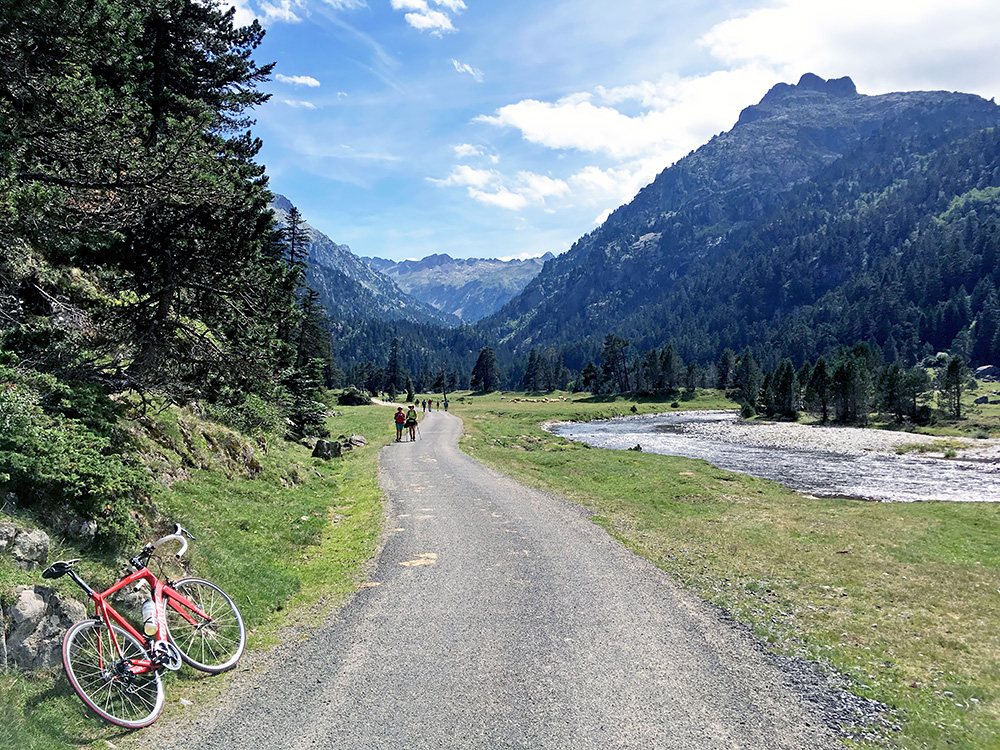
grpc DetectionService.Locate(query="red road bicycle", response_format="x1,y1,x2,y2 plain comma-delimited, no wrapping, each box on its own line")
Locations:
41,524,246,728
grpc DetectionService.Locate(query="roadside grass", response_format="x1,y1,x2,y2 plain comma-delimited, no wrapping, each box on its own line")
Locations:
2,402,392,749
451,390,1000,750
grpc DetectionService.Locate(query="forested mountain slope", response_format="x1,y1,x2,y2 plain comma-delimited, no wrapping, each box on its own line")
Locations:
271,196,459,327
481,74,1000,371
362,253,552,322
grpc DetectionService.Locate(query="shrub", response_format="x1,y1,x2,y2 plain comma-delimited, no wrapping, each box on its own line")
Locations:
205,392,283,436
0,371,152,548
337,386,372,406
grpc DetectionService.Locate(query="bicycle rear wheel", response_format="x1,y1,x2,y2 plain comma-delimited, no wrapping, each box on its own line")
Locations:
63,619,164,728
166,577,246,673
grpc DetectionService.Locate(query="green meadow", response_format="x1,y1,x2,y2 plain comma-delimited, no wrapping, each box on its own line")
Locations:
450,391,1000,750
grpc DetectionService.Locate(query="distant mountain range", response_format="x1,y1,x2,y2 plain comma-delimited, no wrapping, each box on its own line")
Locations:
362,253,553,323
270,195,459,328
481,74,1000,371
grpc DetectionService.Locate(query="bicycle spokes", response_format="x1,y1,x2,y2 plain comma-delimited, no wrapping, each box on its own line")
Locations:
63,621,164,728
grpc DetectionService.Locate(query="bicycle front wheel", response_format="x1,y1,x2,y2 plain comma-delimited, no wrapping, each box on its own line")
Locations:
166,577,246,673
63,619,164,728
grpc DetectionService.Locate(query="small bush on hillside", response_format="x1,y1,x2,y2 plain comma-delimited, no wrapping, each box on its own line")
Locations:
337,386,372,406
0,368,151,548
205,392,284,436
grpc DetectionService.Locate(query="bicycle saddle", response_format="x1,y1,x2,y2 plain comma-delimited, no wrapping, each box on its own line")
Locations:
42,559,81,579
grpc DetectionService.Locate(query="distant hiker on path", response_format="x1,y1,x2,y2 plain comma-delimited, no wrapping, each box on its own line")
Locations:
405,405,419,441
394,407,406,442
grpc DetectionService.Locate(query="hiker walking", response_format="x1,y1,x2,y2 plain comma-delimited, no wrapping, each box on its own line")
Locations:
405,404,419,441
394,406,406,442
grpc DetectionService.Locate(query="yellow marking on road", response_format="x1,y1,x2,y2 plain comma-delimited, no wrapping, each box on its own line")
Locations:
399,553,438,567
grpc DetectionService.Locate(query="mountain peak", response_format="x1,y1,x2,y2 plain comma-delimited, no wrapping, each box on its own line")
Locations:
738,74,859,126
758,73,858,105
271,193,295,213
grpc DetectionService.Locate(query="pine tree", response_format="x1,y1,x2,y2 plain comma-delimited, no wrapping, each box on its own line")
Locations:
385,337,405,395
599,335,630,393
716,348,736,390
940,355,970,419
470,347,501,393
521,348,541,392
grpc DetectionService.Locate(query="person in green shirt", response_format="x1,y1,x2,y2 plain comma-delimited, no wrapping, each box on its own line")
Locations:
405,405,418,441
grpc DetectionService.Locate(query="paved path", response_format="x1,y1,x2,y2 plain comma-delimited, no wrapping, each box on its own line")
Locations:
144,410,835,749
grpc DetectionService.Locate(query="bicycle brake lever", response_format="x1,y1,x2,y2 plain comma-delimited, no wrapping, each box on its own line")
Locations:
175,523,196,541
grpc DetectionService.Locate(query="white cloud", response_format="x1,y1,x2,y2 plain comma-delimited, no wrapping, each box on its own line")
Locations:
429,165,496,189
430,166,570,211
451,59,484,83
391,0,464,35
517,172,570,203
453,144,483,159
282,99,317,109
221,0,259,27
700,0,1000,96
259,0,303,23
469,187,527,211
220,0,363,28
275,73,321,87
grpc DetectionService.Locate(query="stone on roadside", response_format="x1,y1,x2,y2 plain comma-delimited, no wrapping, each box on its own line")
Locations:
312,440,342,460
6,585,87,671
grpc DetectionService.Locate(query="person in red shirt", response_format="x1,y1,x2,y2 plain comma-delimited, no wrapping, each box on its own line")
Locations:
394,407,406,442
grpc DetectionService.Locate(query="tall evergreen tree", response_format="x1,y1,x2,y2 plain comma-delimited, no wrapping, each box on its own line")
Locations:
385,337,406,395
940,355,971,419
805,357,832,423
599,334,630,393
470,347,501,393
716,348,736,390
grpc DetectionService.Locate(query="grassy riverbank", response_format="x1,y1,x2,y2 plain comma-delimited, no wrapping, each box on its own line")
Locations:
450,391,1000,750
2,403,390,750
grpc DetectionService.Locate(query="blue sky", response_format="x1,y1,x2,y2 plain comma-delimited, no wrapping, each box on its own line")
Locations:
228,0,1000,262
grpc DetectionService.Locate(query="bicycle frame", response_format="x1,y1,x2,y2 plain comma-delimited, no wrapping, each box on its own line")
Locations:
81,566,212,674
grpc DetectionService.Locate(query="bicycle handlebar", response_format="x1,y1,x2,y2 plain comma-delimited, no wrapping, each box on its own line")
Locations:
151,524,196,559
129,523,196,570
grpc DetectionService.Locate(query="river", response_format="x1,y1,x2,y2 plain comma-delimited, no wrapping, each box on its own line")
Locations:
547,411,1000,502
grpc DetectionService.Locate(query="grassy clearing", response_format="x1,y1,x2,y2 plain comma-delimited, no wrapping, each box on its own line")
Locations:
450,390,1000,750
2,402,393,749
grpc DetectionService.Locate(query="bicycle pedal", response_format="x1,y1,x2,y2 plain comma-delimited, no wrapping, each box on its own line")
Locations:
150,640,183,671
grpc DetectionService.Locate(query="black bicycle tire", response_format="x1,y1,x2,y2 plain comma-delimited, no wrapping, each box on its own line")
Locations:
165,577,246,673
62,619,164,728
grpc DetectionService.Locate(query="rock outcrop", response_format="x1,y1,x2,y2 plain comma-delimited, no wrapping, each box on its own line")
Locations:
5,585,87,670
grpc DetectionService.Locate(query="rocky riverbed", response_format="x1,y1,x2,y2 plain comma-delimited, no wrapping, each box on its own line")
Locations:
661,411,1000,461
549,411,1000,501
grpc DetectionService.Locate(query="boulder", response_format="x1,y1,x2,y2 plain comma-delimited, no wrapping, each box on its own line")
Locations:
66,518,98,547
11,528,49,571
975,395,990,404
6,585,87,671
0,522,17,554
312,440,342,460
976,365,1000,380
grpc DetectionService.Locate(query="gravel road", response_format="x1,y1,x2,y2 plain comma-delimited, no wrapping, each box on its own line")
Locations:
135,410,841,749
